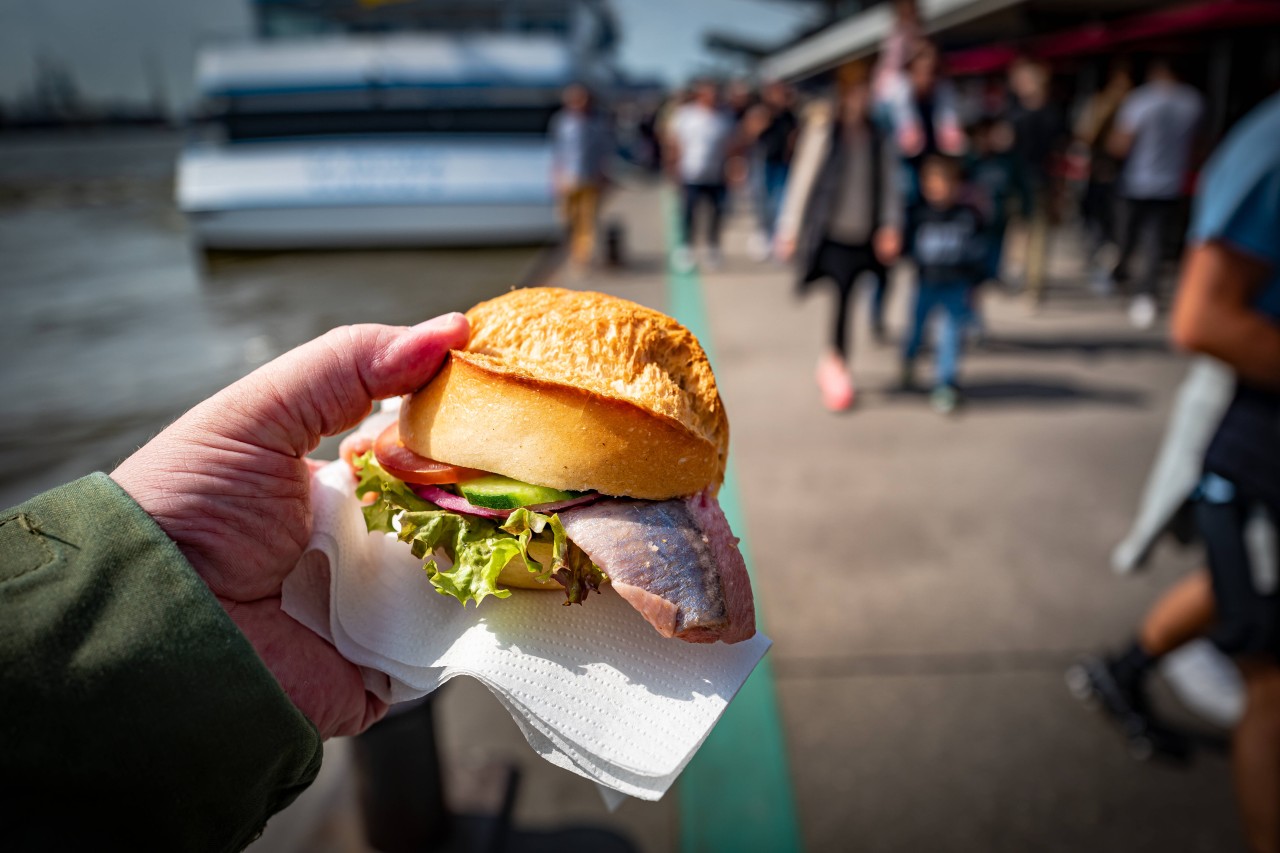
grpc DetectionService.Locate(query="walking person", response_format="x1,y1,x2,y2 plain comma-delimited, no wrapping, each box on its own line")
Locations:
1108,56,1204,328
774,63,903,412
744,81,798,261
666,79,736,273
966,116,1028,287
1075,90,1280,853
885,39,966,204
900,154,986,415
1074,59,1133,286
1006,57,1065,306
549,84,611,272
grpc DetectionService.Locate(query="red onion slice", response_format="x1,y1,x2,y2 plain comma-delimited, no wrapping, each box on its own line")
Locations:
411,483,601,520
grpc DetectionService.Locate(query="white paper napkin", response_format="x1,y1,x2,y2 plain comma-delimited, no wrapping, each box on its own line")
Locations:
281,417,771,802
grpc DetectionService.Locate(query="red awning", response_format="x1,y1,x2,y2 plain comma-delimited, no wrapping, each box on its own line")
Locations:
946,0,1280,76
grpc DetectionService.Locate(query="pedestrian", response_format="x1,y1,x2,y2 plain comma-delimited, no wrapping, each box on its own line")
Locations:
900,154,986,415
1075,89,1280,853
966,116,1028,286
964,117,1026,341
744,81,799,261
666,79,737,273
774,62,903,412
872,0,924,113
1074,59,1133,286
1006,57,1066,306
884,39,966,204
550,83,612,272
1108,56,1204,329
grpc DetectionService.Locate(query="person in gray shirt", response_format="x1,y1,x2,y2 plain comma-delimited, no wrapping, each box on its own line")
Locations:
1109,57,1204,328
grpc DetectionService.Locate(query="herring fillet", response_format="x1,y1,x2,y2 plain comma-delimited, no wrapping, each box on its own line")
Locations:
558,491,756,643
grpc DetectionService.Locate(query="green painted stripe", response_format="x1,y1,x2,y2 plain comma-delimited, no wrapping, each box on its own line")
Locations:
665,192,804,853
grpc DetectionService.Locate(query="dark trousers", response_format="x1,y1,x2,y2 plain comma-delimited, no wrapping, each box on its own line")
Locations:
1113,197,1179,299
808,239,887,357
1081,178,1118,256
681,183,726,249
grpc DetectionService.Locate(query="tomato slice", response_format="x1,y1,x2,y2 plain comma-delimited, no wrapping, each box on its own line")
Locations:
373,422,484,484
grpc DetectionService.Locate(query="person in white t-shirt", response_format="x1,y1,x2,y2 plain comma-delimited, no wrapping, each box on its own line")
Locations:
1108,57,1204,328
665,80,736,272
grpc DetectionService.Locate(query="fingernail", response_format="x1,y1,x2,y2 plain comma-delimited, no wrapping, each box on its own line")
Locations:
412,312,468,334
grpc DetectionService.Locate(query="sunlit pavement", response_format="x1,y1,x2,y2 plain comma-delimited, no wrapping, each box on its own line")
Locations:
0,135,1243,851
435,183,1243,852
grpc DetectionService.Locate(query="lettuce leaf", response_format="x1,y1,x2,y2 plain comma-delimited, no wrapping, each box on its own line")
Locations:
352,452,606,607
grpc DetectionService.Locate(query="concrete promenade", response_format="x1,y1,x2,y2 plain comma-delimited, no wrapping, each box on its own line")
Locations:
431,182,1243,852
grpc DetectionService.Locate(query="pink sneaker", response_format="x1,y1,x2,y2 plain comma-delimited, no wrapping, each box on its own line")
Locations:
816,352,855,412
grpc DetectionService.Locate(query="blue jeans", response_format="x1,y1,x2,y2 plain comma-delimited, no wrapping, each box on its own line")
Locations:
758,160,789,238
903,281,973,388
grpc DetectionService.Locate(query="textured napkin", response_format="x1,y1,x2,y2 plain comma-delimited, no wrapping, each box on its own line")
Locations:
281,412,771,801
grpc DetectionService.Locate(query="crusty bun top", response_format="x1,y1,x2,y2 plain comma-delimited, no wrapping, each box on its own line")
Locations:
399,287,729,500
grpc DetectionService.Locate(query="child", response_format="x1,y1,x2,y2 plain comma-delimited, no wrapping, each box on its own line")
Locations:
901,155,987,414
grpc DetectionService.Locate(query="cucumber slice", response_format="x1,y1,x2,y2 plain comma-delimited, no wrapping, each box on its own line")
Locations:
457,474,582,510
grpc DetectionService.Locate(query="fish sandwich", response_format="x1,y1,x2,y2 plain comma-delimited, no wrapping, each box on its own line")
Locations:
351,287,756,644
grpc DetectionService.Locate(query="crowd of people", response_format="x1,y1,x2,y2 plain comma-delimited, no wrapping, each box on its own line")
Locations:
543,0,1220,418
540,8,1280,848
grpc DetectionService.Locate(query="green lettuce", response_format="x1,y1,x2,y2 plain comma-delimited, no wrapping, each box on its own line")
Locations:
353,452,606,607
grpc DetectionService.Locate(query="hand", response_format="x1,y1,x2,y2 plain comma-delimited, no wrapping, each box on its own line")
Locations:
112,315,470,738
874,227,902,265
898,124,924,158
774,234,797,262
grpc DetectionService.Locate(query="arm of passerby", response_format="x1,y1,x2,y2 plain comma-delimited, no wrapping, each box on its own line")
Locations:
1107,93,1140,160
935,81,967,155
548,112,565,189
1,316,470,849
874,134,905,264
1171,244,1280,390
772,106,831,260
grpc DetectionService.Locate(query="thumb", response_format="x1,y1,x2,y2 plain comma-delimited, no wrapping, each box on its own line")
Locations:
198,314,469,456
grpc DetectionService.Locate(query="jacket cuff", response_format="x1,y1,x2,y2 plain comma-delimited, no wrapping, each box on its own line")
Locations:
1,473,322,850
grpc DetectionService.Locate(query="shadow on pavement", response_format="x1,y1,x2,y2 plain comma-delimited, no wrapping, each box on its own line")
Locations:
980,335,1169,357
881,376,1145,408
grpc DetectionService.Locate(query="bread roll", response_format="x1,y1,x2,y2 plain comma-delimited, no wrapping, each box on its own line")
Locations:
400,288,729,500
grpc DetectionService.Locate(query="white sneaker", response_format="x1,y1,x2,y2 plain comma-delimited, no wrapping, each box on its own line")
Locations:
1128,294,1157,329
747,230,771,262
672,245,696,274
704,247,724,271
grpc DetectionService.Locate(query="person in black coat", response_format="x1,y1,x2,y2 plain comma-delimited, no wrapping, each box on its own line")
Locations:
775,63,903,412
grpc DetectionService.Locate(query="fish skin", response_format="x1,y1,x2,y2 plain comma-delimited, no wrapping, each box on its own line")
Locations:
558,493,755,643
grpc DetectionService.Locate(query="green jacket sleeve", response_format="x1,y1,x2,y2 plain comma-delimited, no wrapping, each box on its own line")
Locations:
0,474,323,851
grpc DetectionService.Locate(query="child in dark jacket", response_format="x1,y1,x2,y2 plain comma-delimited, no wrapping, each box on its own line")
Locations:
902,154,987,413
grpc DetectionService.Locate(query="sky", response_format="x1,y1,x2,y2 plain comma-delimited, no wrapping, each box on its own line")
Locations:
614,0,820,84
0,0,823,116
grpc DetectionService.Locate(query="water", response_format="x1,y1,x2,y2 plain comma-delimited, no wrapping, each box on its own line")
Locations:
0,129,548,507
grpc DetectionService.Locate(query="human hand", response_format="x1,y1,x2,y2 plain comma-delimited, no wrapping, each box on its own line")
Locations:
898,124,924,157
112,315,470,738
774,234,797,262
874,227,902,264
